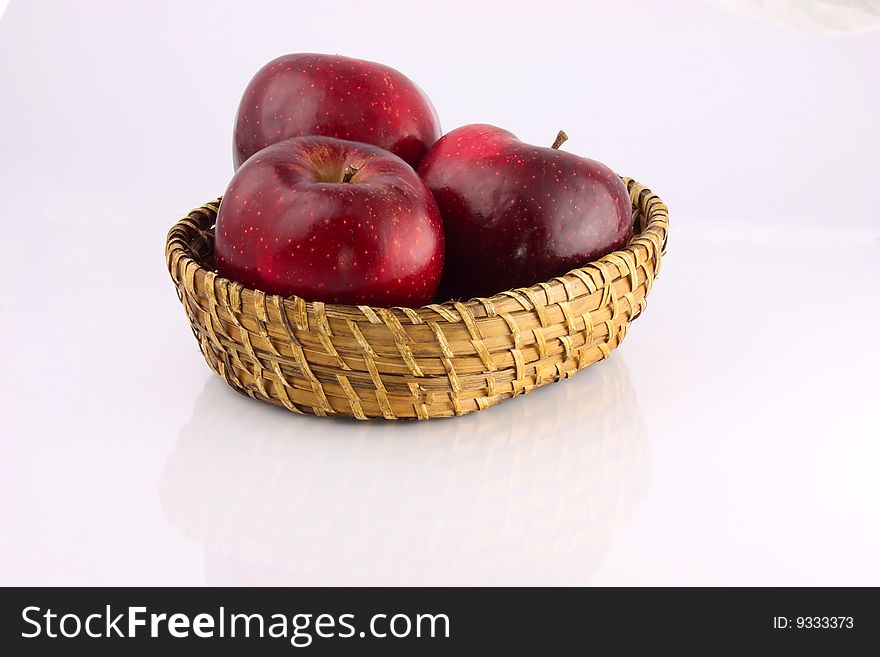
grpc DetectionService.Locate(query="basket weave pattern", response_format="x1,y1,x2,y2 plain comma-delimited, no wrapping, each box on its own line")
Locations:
166,178,668,419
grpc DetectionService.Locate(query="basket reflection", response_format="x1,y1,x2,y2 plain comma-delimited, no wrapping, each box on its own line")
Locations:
160,355,649,585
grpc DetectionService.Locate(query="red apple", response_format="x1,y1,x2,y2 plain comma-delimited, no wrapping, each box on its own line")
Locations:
233,53,441,170
215,136,445,306
418,124,633,299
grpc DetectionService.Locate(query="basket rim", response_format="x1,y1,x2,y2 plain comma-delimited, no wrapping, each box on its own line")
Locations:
166,176,668,319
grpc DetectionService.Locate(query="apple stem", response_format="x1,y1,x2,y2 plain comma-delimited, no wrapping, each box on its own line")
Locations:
342,164,360,183
551,130,569,150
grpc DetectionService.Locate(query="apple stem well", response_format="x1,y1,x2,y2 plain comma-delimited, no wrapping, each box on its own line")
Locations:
551,130,569,150
342,164,361,183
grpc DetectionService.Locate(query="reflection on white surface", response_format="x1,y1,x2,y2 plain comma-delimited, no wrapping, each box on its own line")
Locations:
160,357,649,585
709,0,880,34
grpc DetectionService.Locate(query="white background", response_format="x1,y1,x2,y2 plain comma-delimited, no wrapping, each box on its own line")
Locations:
1,0,878,585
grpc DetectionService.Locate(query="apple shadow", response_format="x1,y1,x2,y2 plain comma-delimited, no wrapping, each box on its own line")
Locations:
159,356,650,585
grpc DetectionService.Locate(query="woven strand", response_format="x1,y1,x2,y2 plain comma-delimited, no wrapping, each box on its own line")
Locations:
165,178,668,419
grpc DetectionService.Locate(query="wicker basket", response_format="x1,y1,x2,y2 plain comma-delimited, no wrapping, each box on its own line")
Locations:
165,177,668,420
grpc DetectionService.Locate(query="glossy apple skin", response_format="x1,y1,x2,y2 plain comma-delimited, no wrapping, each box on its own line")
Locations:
215,136,444,306
233,53,441,171
418,124,633,299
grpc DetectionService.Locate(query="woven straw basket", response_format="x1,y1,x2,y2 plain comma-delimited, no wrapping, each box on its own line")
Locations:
165,177,668,420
